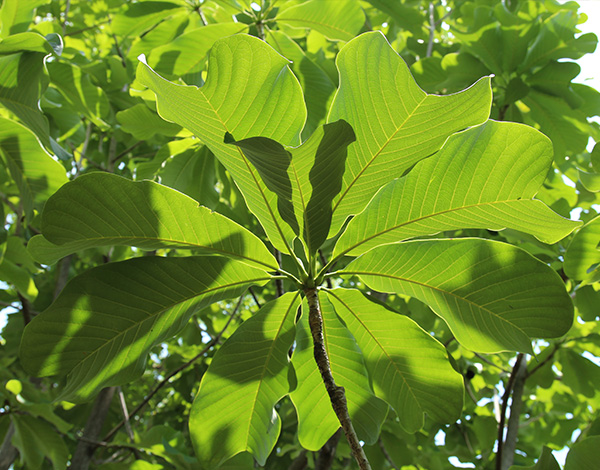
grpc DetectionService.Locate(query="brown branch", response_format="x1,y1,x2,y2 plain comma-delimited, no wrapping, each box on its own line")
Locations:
500,358,527,470
304,288,371,469
288,450,308,470
274,249,285,297
0,422,18,470
495,353,525,470
102,295,245,442
17,293,33,326
248,286,262,309
378,438,399,470
527,344,561,378
316,429,342,470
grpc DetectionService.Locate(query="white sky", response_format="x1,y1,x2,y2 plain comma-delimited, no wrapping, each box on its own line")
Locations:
573,1,600,91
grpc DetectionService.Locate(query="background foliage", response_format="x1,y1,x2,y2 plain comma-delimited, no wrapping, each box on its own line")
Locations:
1,0,600,469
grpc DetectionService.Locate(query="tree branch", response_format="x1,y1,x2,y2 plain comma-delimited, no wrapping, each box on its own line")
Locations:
0,422,18,470
500,358,527,470
304,288,370,470
495,353,525,470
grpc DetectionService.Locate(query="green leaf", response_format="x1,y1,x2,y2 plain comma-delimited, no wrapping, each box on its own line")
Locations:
228,120,356,254
47,61,111,129
578,169,600,193
509,446,560,470
0,117,68,220
276,0,365,42
111,1,185,38
362,0,424,33
565,436,600,470
189,292,300,467
327,31,492,237
137,34,306,254
29,172,277,270
0,32,56,54
266,31,336,139
20,256,271,401
116,103,181,140
564,215,600,281
148,23,247,77
290,296,387,450
0,258,38,300
11,414,69,470
341,239,573,353
333,121,579,259
325,288,463,432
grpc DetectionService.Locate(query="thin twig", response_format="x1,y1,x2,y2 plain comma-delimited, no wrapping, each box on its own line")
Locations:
378,438,399,470
495,353,524,470
112,141,144,164
527,344,561,378
248,286,262,309
474,353,511,374
64,19,110,37
274,249,285,297
102,295,245,442
427,2,435,58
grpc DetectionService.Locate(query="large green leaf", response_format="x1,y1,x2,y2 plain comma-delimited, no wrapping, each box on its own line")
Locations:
266,31,336,139
341,239,573,353
509,446,560,470
290,296,387,450
333,121,579,259
111,1,186,38
276,0,365,42
20,256,271,401
227,120,356,255
137,34,306,254
0,117,68,220
189,292,300,467
11,414,69,470
564,214,600,281
327,32,492,237
28,172,277,270
116,103,181,139
564,436,600,470
325,289,463,433
47,61,111,129
148,23,246,77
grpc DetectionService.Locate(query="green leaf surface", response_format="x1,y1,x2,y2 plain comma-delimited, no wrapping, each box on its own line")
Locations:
190,292,300,467
325,288,463,432
148,23,246,77
137,34,306,254
578,169,600,193
342,239,573,353
564,215,600,280
116,103,181,139
327,32,492,237
509,446,560,470
266,31,336,139
564,436,600,470
276,0,365,42
290,296,387,450
20,256,270,401
31,172,277,270
111,1,185,37
333,121,579,259
0,117,68,220
47,61,111,129
11,414,69,470
0,31,55,54
228,120,356,254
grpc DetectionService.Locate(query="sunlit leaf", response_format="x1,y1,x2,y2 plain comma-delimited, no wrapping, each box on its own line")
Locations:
327,31,492,237
564,214,600,281
333,121,579,259
20,256,271,401
342,239,573,353
190,292,300,467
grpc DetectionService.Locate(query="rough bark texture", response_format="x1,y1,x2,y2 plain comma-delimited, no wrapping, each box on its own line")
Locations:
316,429,342,470
304,288,371,470
69,386,116,470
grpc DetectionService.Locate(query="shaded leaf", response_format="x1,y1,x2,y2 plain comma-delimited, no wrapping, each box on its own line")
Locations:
509,446,560,470
137,34,306,254
116,103,182,140
290,296,387,449
0,117,68,220
20,256,271,401
564,214,600,281
327,31,492,237
11,414,69,470
30,172,277,270
578,169,600,193
325,288,463,432
333,121,579,258
190,292,300,467
564,436,600,470
342,239,573,353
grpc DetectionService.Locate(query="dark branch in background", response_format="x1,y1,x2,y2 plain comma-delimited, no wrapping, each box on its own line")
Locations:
304,288,371,470
288,450,308,470
69,387,117,470
0,423,18,470
378,437,399,470
17,293,33,326
474,353,511,374
500,358,527,470
316,429,342,470
102,294,245,442
527,343,561,378
64,19,110,37
195,6,208,25
54,255,73,300
62,0,71,36
495,353,525,470
275,249,285,297
318,250,333,289
248,286,262,309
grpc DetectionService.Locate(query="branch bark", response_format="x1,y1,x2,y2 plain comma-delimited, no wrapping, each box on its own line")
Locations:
69,386,116,470
304,288,370,470
0,422,18,470
500,358,528,470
